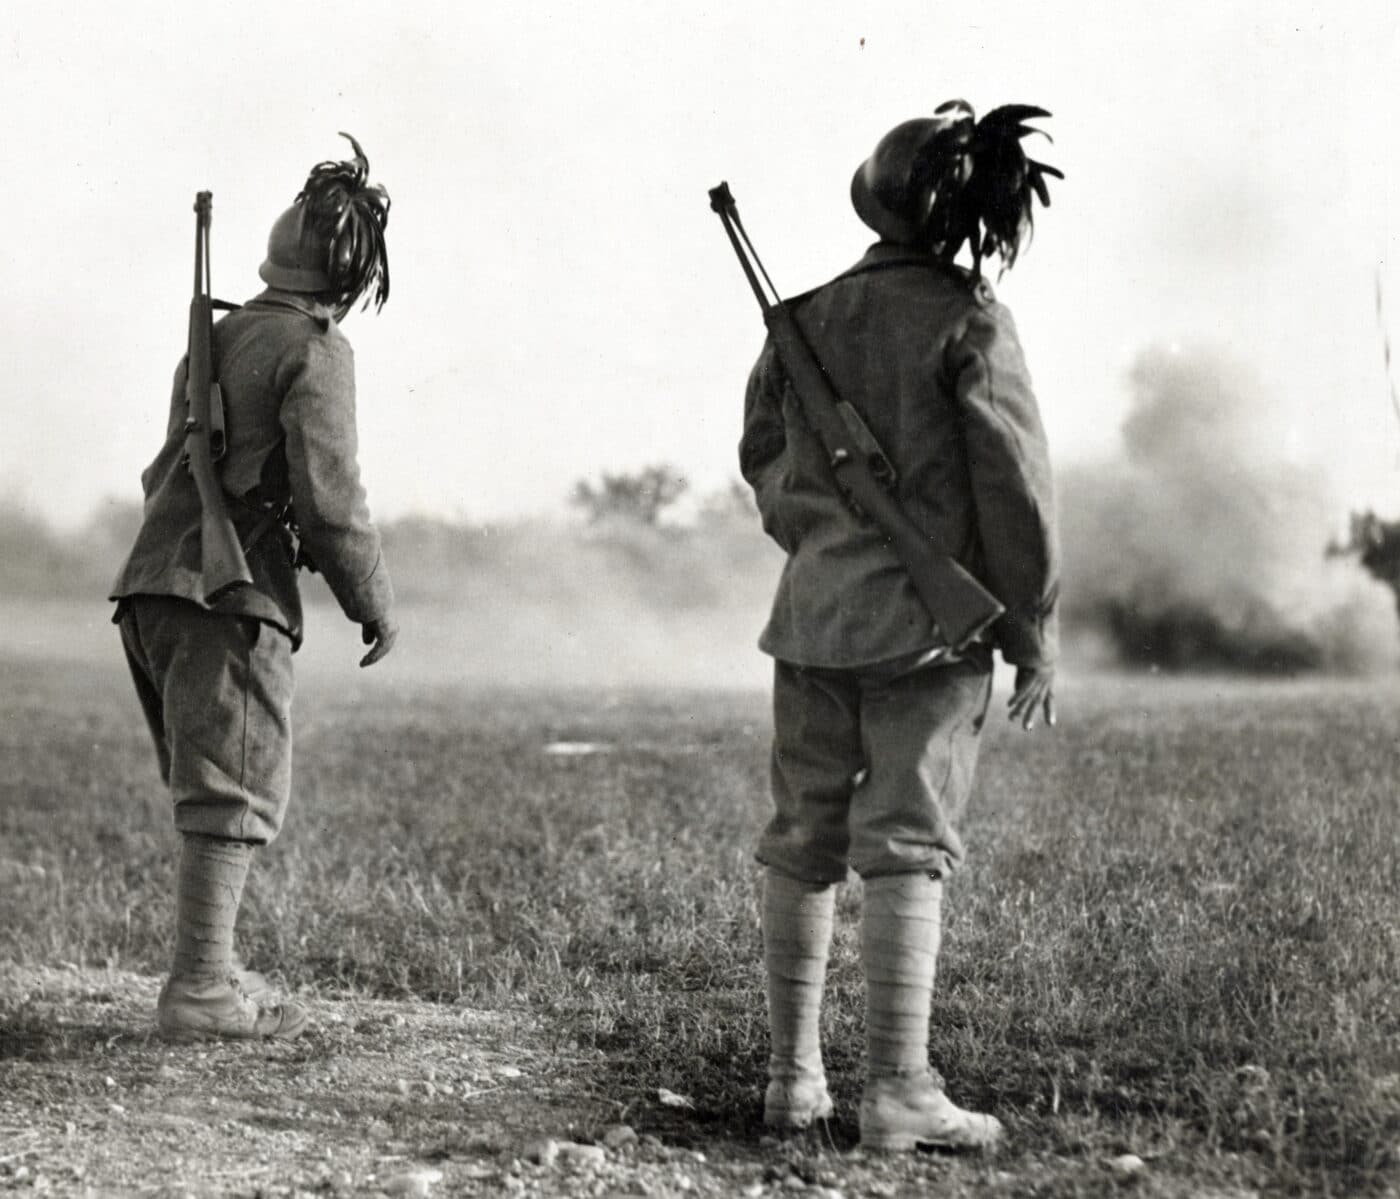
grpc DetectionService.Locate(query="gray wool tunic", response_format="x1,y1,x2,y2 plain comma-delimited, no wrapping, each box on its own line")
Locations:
740,243,1059,670
111,289,393,648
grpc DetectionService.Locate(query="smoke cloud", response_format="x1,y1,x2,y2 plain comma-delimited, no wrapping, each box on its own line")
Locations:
0,496,787,689
6,348,1397,683
1059,345,1397,673
324,515,784,690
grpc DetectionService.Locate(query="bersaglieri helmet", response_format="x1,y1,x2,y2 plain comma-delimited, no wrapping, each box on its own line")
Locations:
851,101,1063,276
259,205,332,294
259,133,390,320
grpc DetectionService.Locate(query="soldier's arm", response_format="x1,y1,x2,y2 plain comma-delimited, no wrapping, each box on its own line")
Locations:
946,300,1060,668
739,341,796,552
278,332,395,627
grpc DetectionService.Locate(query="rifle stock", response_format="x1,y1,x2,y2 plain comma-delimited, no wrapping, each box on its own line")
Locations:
184,192,253,603
711,182,1004,651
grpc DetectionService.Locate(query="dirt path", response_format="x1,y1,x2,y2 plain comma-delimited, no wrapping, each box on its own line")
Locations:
0,967,893,1198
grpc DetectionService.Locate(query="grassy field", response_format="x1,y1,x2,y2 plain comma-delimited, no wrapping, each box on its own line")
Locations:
2,644,1398,1196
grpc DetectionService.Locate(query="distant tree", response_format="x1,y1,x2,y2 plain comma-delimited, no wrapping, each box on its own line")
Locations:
1328,509,1400,621
571,465,688,526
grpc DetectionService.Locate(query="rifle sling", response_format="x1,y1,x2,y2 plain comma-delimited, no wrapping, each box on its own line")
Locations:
774,253,972,484
764,310,898,490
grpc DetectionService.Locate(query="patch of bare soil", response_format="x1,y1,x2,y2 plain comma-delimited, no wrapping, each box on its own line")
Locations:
0,967,911,1198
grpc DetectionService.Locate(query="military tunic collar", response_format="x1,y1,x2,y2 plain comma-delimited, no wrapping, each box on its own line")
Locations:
246,288,335,329
841,243,992,301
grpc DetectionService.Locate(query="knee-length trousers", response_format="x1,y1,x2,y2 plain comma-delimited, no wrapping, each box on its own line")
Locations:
757,649,993,884
118,595,294,845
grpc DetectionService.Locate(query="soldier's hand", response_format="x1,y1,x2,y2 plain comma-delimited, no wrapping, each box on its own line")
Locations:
1008,664,1056,731
359,615,399,668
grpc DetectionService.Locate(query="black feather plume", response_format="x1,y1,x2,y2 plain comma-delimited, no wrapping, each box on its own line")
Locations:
921,101,1062,277
296,132,391,320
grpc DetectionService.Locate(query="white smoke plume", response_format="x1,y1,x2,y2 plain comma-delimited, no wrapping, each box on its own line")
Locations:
1059,345,1398,673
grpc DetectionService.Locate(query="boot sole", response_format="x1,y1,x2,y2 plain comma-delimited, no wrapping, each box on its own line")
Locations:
157,1005,309,1043
860,1129,1000,1153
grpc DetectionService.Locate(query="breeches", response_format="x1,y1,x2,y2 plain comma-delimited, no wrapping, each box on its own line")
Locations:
119,595,295,845
757,650,993,883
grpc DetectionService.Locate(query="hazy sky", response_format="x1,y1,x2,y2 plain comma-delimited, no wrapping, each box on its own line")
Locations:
2,1,1396,528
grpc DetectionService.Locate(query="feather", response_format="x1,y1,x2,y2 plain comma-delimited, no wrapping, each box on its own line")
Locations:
1029,170,1052,209
294,132,391,320
920,101,1062,277
982,104,1051,124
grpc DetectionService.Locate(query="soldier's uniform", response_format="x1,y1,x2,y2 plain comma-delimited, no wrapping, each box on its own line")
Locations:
741,243,1058,884
110,137,395,1041
112,290,393,845
740,104,1062,1151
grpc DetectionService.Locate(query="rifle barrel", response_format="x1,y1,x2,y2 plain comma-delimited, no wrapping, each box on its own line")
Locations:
183,190,253,602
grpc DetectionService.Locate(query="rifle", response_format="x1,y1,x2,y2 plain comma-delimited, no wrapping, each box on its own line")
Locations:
708,181,1004,652
184,191,253,603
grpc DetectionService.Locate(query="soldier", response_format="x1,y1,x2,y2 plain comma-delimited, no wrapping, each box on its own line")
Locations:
110,135,397,1041
740,103,1062,1150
